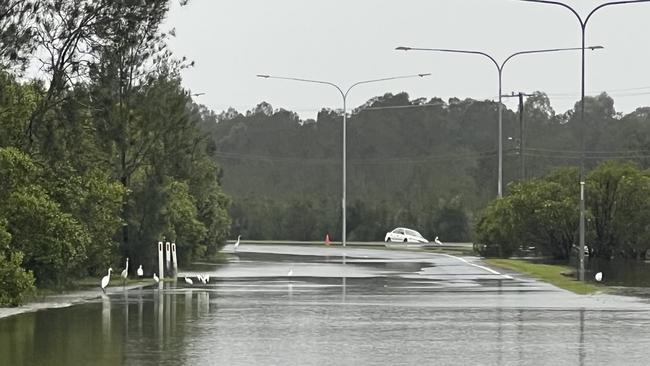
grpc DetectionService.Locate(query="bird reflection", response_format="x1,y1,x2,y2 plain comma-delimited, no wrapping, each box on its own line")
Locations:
101,293,111,338
197,291,210,315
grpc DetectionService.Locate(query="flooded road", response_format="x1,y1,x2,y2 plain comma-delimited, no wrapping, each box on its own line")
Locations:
2,245,650,365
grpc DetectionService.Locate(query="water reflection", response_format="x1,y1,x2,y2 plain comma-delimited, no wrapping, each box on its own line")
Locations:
2,247,650,366
588,258,650,286
102,293,111,338
579,309,586,366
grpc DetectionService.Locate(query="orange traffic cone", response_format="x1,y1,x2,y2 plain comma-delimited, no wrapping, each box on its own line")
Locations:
325,234,331,246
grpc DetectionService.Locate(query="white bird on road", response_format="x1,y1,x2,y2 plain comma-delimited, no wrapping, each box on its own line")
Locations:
234,235,241,252
434,236,443,245
101,268,113,293
137,265,143,278
185,277,193,285
153,273,160,284
121,257,129,285
595,272,603,282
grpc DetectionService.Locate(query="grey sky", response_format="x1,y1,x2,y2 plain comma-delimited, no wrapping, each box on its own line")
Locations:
166,0,650,120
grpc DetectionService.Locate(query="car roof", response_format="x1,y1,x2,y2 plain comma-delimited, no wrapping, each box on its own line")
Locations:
394,227,422,234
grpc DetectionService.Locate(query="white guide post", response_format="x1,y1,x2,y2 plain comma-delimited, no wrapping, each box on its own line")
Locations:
157,241,164,280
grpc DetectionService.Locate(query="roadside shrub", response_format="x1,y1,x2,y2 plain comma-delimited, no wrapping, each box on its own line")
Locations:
0,251,35,306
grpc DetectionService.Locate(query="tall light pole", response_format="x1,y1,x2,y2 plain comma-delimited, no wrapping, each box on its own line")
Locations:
257,73,431,247
521,0,650,281
395,45,602,198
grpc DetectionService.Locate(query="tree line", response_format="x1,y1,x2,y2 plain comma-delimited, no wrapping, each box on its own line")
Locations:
0,0,230,305
476,161,650,261
205,90,650,251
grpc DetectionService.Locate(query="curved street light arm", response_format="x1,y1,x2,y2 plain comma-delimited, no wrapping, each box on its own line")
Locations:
501,45,603,70
522,0,650,28
397,46,500,72
520,0,584,25
257,73,431,102
256,74,345,99
585,0,650,25
344,73,431,98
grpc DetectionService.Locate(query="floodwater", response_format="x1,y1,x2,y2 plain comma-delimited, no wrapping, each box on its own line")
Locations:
2,245,650,366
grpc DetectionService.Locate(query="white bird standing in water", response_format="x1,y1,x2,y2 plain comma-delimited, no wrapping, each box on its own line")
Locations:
137,265,143,279
153,273,160,284
121,257,129,285
101,268,113,293
287,268,293,277
434,236,443,245
595,272,603,282
234,235,241,252
185,277,193,285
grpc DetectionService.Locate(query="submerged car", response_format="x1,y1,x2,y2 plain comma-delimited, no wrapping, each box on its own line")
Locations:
385,227,428,243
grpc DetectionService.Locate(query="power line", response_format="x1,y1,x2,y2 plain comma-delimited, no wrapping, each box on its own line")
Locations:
213,150,497,165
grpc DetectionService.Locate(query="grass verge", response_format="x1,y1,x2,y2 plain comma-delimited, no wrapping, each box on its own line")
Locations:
484,258,601,295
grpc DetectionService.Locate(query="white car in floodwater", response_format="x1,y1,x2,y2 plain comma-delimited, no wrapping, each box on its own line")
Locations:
385,227,429,244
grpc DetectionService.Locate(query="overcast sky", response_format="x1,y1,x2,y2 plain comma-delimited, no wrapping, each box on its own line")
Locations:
165,0,650,120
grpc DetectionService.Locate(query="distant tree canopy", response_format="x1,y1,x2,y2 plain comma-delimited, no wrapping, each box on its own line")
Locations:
205,90,650,247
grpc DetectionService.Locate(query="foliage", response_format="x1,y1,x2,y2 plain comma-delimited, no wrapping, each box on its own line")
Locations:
587,161,650,259
0,217,35,306
476,162,650,261
0,250,36,306
475,168,581,259
474,198,518,258
0,1,231,294
0,0,36,71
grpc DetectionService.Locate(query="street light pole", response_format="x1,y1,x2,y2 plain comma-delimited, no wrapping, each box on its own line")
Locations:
395,45,602,198
521,0,650,281
257,73,431,247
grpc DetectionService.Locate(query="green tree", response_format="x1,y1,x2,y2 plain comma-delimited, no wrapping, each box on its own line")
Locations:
0,250,35,307
587,161,650,259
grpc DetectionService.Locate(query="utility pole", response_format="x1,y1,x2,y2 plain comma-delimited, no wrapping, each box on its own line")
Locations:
502,92,534,181
518,92,525,181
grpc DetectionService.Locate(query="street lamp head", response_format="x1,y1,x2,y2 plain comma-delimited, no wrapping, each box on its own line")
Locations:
256,74,270,78
395,46,411,51
587,45,604,50
418,73,431,78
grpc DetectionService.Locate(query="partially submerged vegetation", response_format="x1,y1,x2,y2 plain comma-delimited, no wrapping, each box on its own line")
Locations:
475,162,650,261
0,1,231,306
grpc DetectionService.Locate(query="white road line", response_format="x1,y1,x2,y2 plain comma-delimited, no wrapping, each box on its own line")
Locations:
439,254,513,279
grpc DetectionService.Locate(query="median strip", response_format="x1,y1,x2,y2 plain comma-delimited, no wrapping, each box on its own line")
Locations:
483,259,601,295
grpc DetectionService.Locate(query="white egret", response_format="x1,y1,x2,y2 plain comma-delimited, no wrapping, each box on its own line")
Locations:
185,277,193,285
595,272,603,282
153,273,160,284
234,235,241,252
287,268,293,277
121,257,129,285
101,268,113,293
434,236,443,245
137,265,143,278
